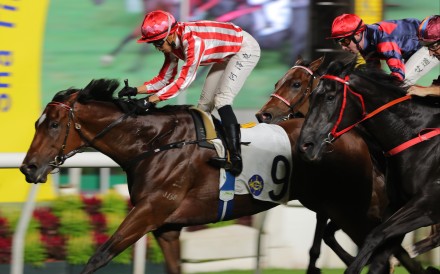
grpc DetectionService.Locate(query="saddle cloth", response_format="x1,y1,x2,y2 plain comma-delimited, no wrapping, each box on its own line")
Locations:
213,123,293,205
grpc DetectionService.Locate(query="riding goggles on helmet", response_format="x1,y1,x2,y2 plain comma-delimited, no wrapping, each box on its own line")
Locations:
333,20,364,46
151,39,166,48
336,37,352,47
423,41,440,51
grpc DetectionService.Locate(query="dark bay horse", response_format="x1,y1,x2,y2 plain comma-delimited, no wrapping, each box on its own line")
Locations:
21,78,390,274
298,57,440,274
256,56,439,273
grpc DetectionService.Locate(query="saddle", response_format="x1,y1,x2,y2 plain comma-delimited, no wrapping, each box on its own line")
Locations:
188,107,221,150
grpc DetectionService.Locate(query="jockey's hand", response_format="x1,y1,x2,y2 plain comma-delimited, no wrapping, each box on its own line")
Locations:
134,98,155,113
118,86,138,98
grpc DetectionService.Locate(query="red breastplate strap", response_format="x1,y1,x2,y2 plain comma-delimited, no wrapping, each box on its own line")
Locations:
385,128,440,156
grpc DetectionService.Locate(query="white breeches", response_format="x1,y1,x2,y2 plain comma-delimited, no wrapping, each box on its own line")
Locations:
197,31,261,112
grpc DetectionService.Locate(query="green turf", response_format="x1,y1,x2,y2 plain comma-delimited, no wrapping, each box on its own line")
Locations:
192,265,422,273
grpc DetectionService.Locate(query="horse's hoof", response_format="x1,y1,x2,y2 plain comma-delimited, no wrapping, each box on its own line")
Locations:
306,267,322,274
427,266,440,274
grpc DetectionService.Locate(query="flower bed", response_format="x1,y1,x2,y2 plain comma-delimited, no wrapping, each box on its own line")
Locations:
0,190,164,268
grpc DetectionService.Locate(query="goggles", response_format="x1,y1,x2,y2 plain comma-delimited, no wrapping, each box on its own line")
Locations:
151,39,166,48
336,37,352,47
421,40,440,51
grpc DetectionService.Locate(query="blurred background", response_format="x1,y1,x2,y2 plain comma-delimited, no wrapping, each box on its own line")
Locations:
0,0,439,273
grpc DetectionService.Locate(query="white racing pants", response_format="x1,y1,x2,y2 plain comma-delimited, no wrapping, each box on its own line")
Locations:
405,46,439,85
197,31,261,112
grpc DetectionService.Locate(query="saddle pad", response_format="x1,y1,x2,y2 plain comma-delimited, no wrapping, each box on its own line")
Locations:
214,123,293,204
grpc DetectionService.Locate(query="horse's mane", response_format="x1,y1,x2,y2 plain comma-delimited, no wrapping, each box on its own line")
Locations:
52,88,78,102
325,56,409,96
74,79,191,113
77,79,120,103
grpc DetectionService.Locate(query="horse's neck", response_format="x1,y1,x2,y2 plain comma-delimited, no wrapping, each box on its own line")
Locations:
76,104,194,166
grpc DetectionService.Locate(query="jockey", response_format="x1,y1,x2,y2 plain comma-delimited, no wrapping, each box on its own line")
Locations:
328,14,439,85
118,10,261,176
408,15,440,97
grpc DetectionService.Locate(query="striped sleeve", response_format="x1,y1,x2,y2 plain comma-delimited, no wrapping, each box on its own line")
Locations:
144,53,179,93
377,41,405,80
156,35,205,100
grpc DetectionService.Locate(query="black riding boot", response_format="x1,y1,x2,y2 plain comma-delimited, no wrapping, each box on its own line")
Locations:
209,105,243,176
209,123,243,176
224,123,243,176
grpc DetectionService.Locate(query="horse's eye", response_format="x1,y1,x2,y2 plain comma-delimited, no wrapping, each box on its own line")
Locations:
50,122,59,129
292,82,301,89
326,94,335,101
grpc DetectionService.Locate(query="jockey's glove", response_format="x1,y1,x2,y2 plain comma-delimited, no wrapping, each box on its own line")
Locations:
134,98,155,113
118,86,138,98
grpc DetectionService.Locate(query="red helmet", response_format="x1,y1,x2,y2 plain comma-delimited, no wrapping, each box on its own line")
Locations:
327,14,366,39
418,15,440,44
137,10,177,43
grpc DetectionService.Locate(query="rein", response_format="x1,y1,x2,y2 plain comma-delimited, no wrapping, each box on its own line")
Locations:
270,65,317,120
321,74,440,156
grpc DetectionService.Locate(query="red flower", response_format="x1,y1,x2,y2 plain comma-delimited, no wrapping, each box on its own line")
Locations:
0,217,11,238
93,231,109,246
41,234,66,260
82,195,102,214
89,213,106,233
34,208,59,232
0,237,12,263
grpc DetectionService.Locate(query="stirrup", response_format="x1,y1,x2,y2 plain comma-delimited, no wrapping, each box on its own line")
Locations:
208,156,231,169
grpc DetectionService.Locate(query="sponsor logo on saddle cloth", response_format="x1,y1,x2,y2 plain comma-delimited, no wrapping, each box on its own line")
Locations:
212,123,293,204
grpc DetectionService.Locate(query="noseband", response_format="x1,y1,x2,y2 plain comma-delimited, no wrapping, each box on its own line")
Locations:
270,65,317,120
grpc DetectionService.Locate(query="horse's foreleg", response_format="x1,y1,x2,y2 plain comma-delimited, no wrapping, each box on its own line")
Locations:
411,224,440,257
153,228,182,274
345,196,437,274
323,221,355,266
80,203,157,274
306,214,328,274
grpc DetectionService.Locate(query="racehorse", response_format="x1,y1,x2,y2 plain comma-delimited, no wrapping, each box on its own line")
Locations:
256,56,435,273
21,78,388,274
297,57,440,274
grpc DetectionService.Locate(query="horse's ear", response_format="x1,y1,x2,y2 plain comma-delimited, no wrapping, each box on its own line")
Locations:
294,55,304,65
309,56,325,72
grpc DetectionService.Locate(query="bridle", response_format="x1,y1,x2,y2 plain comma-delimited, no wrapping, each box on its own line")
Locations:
46,101,132,168
270,65,318,120
320,74,440,156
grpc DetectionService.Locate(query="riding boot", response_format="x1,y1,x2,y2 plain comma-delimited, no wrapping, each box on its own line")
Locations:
209,124,243,176
224,123,243,176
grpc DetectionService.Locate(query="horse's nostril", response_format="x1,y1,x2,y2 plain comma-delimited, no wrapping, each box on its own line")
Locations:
300,142,314,152
260,113,272,123
20,164,37,175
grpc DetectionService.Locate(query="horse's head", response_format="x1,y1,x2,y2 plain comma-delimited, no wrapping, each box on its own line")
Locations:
298,57,367,162
20,79,121,183
20,89,84,183
255,56,324,124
